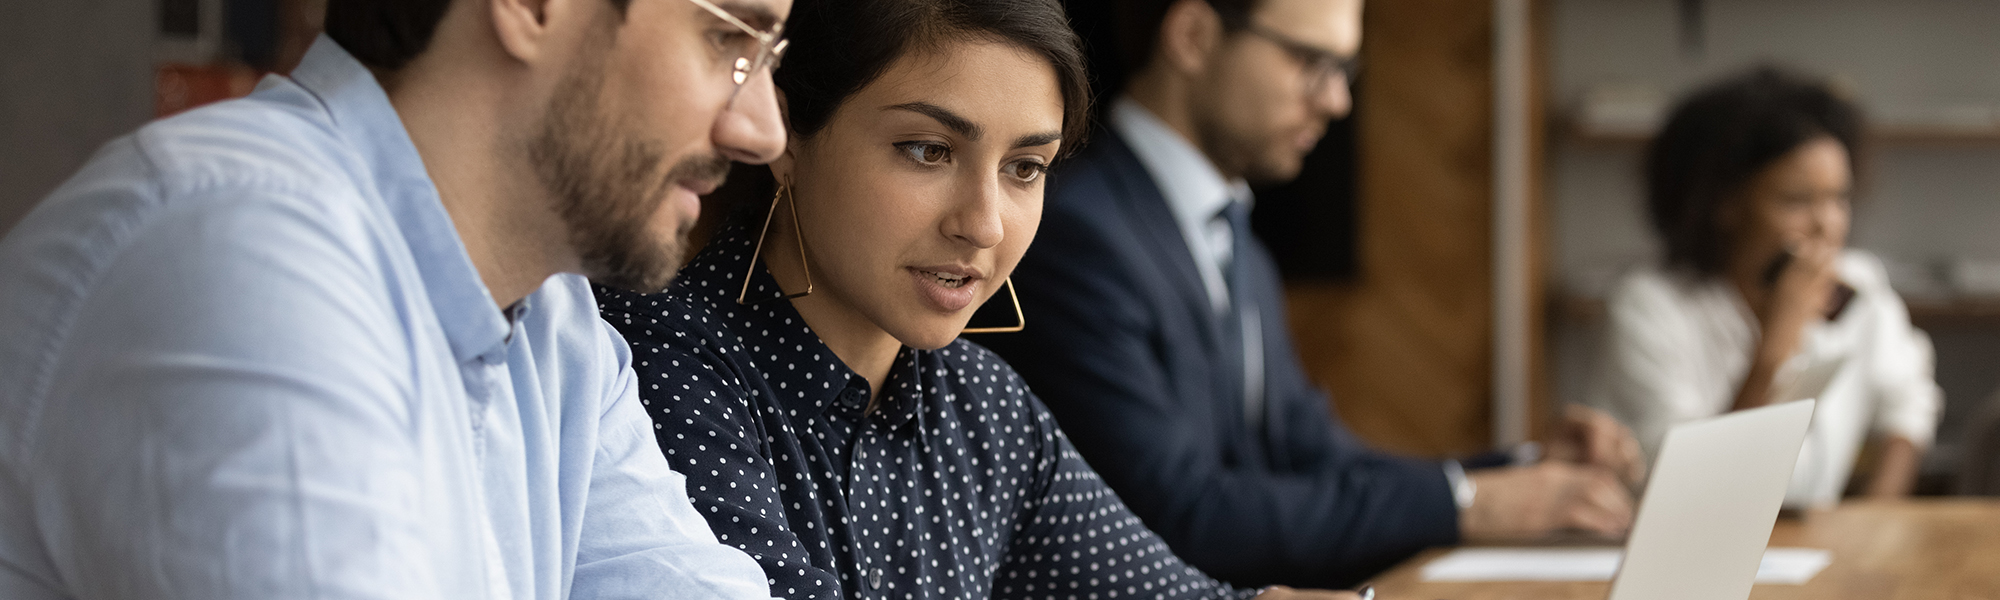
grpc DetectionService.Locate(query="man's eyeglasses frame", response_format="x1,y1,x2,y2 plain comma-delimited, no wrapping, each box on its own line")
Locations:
686,0,790,100
1240,24,1360,101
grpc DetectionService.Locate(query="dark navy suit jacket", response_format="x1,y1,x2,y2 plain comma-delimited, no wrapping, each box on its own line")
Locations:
975,132,1460,589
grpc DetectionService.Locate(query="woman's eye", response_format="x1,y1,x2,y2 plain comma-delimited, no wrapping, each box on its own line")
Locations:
896,142,951,166
1005,160,1048,183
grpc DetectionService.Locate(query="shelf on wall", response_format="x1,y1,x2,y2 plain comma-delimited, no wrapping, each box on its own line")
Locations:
1562,118,2000,145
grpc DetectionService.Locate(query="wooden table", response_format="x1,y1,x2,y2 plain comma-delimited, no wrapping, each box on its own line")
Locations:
1368,499,2000,600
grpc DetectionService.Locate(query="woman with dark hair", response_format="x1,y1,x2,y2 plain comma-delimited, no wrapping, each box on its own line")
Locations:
594,0,1358,597
1587,67,1941,508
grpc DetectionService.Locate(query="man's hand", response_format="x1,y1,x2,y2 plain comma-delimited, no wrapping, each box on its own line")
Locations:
1255,586,1362,600
1548,405,1647,485
1460,462,1634,542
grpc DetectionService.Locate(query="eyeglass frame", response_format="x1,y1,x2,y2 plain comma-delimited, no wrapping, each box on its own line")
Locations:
685,0,790,99
1239,24,1360,100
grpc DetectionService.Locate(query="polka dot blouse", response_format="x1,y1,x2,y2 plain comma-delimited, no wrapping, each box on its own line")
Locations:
594,226,1259,600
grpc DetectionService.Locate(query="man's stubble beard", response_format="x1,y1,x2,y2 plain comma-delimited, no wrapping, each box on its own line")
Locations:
1194,112,1305,186
528,45,731,294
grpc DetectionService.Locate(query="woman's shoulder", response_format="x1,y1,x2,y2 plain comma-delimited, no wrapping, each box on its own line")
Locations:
1831,248,1918,330
1606,262,1728,316
935,339,1031,392
1834,248,1893,292
927,339,1048,424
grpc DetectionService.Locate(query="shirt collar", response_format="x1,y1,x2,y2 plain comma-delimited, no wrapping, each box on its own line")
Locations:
693,225,924,428
1109,96,1254,231
290,35,512,364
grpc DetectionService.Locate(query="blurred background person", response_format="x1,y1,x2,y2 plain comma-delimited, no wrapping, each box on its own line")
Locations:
1587,66,1943,509
979,0,1645,589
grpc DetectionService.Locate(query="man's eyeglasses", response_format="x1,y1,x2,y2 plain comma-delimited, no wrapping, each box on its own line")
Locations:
686,0,789,96
1242,24,1360,100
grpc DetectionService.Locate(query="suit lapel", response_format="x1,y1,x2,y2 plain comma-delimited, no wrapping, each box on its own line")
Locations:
1093,134,1235,360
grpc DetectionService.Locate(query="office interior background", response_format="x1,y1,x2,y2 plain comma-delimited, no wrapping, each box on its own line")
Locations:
4,0,1999,495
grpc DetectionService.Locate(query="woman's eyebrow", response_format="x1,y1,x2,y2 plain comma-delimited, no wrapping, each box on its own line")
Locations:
1013,132,1062,150
885,102,982,142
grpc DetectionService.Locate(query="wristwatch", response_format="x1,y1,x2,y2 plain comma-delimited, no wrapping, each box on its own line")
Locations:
1442,459,1477,510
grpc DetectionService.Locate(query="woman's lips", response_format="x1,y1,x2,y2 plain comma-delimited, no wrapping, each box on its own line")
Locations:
907,267,980,313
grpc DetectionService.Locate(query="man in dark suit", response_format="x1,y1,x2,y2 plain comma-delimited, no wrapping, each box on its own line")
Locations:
977,0,1645,589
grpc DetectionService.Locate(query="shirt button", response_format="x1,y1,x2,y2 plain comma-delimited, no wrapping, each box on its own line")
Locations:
869,568,882,589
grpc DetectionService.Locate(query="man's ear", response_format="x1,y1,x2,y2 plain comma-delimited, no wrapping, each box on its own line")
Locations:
490,0,577,63
1157,0,1226,76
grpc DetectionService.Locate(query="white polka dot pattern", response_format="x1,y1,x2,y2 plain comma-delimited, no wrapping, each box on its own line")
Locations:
594,226,1257,600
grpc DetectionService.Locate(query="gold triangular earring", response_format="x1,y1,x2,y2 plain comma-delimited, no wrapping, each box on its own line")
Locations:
961,277,1025,334
738,182,814,306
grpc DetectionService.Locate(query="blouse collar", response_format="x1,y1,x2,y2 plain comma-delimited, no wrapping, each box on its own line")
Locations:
685,224,927,429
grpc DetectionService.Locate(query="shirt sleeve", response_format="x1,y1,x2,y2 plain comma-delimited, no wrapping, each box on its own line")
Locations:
1845,255,1943,448
993,391,1259,600
28,187,450,600
616,323,844,600
565,292,780,600
1590,273,1728,462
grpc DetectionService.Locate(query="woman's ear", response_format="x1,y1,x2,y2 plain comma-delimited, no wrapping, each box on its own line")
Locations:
768,151,796,188
766,92,798,185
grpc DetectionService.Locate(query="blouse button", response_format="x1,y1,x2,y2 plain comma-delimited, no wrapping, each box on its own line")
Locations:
869,568,882,589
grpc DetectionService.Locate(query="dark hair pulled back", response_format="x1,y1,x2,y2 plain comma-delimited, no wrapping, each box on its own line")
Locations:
778,0,1092,156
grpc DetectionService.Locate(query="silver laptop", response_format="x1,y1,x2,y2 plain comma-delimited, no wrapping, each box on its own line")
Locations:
1607,400,1816,600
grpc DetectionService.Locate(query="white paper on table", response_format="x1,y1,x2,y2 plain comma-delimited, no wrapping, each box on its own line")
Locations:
1418,547,1832,585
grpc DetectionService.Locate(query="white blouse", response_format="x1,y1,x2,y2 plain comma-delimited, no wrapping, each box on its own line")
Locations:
1587,250,1942,508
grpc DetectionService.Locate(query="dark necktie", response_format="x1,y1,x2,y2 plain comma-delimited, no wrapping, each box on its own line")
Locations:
1217,200,1266,438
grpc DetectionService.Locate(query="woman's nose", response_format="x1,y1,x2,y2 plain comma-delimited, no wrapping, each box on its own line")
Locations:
944,178,1006,249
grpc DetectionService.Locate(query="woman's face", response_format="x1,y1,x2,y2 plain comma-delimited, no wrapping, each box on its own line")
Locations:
772,39,1064,350
1726,136,1853,271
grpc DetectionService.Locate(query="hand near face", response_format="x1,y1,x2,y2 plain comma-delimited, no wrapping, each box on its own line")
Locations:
1756,238,1841,370
1461,462,1635,542
1547,404,1647,486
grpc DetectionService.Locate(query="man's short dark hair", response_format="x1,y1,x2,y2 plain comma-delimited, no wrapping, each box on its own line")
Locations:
324,0,634,70
1111,0,1261,74
1643,66,1863,276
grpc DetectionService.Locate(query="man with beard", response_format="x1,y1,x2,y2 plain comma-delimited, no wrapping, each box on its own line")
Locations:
977,0,1644,589
0,0,788,597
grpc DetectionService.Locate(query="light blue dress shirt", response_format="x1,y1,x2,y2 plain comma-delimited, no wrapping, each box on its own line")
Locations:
0,37,774,600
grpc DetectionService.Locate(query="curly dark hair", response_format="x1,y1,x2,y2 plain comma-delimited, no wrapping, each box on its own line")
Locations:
1644,66,1863,276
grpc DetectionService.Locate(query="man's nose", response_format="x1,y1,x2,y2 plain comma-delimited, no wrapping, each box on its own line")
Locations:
1314,74,1354,119
713,72,787,165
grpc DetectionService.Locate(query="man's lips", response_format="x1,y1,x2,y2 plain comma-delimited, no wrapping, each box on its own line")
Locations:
677,177,722,196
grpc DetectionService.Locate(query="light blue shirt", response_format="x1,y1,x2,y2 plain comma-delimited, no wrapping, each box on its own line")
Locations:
0,37,773,600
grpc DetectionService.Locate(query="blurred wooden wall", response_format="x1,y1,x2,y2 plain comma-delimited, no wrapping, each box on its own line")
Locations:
1283,0,1551,457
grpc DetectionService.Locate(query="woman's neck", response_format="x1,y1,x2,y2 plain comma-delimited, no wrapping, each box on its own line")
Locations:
759,210,904,408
